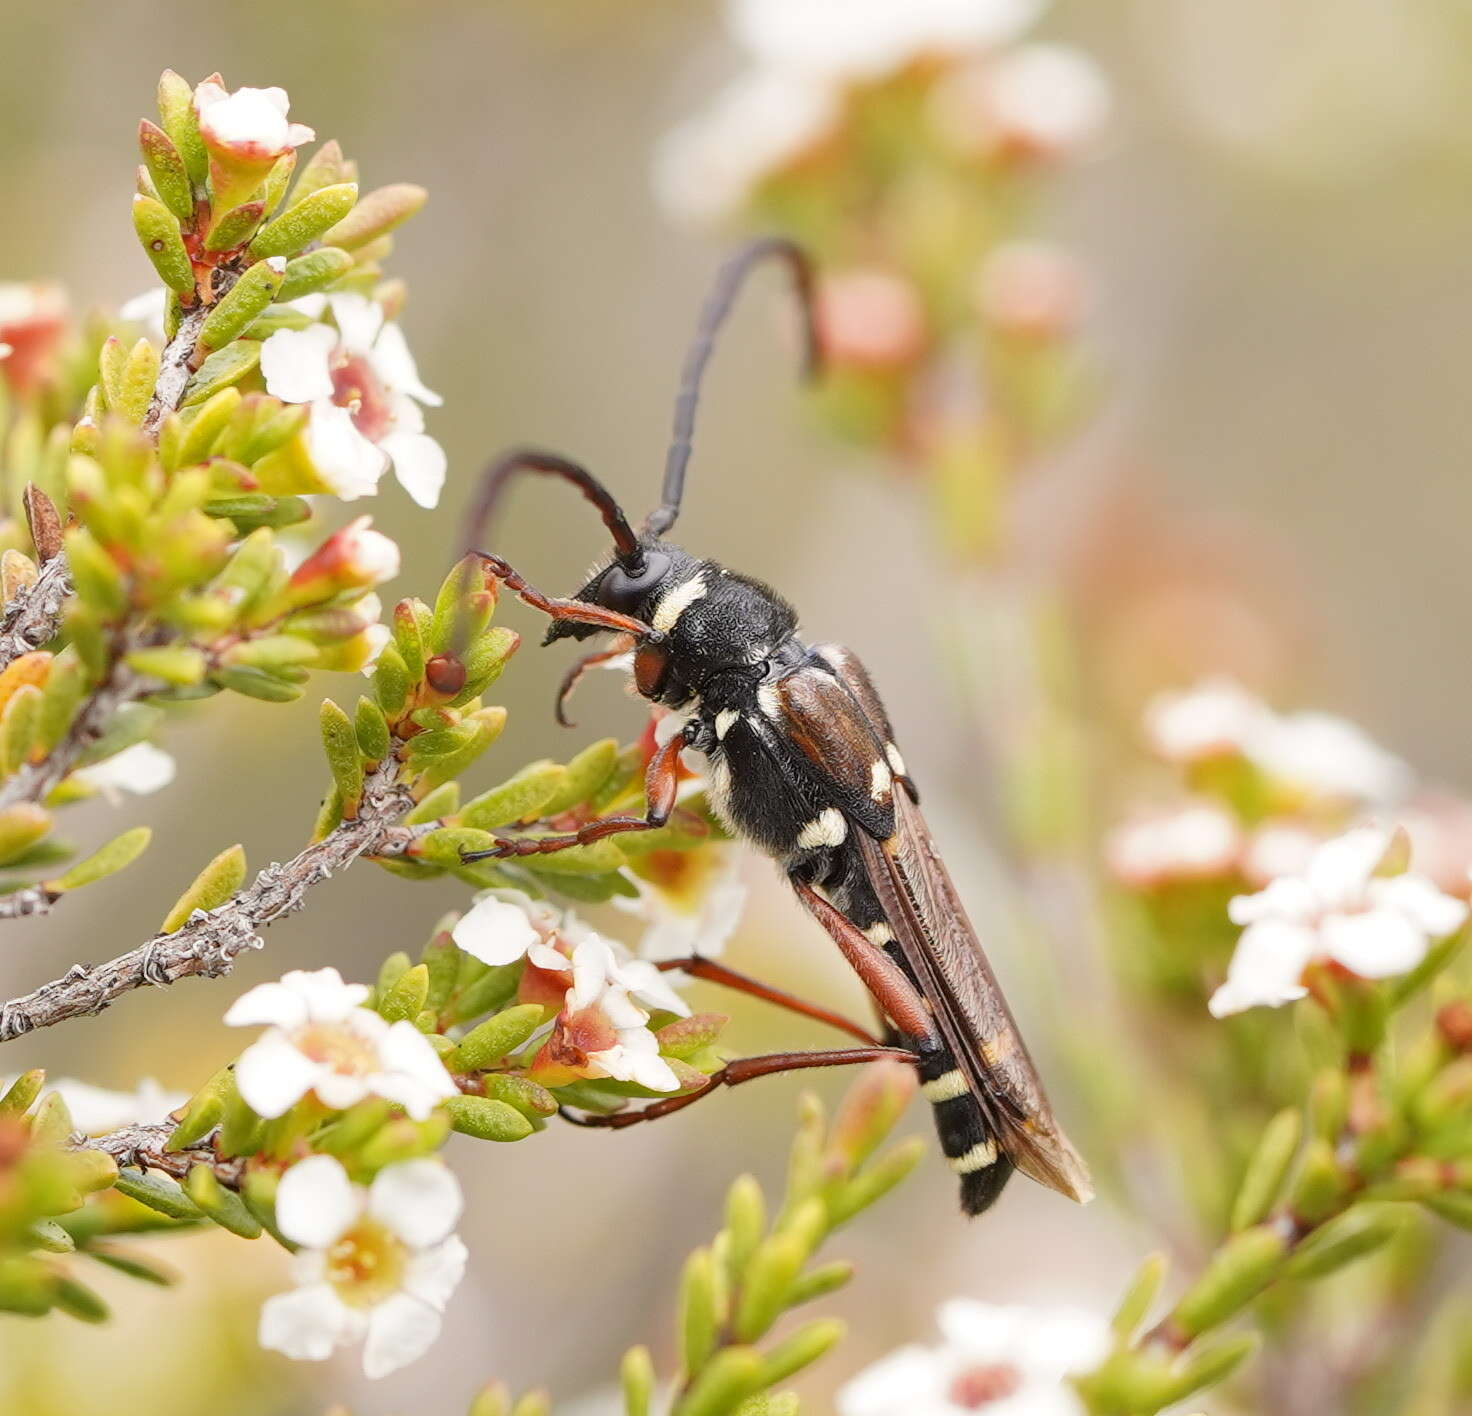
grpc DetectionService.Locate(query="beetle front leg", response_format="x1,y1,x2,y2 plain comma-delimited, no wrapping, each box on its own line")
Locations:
470,550,657,640
461,725,687,863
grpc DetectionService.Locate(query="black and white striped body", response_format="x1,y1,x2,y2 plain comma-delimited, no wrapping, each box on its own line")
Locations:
618,554,1011,1213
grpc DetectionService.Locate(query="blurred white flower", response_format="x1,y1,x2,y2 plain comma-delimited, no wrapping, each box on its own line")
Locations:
1209,826,1467,1017
194,81,315,164
1241,820,1324,888
815,267,930,368
1104,800,1242,890
225,967,456,1119
33,1077,185,1135
729,0,1043,80
118,287,168,342
615,842,748,961
1144,677,1273,764
73,742,176,801
653,68,839,225
838,1298,1109,1416
260,1154,466,1379
0,281,67,392
1246,710,1412,809
982,44,1111,157
261,294,445,508
973,240,1090,340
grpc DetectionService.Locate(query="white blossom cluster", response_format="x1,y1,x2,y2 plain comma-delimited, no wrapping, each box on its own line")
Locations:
654,0,1110,224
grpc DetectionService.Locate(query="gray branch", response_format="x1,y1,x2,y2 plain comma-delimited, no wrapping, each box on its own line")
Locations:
0,760,415,1042
0,554,73,673
142,301,211,440
80,1122,244,1188
0,885,58,920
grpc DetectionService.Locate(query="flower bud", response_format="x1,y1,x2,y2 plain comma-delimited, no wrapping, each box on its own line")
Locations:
288,516,401,605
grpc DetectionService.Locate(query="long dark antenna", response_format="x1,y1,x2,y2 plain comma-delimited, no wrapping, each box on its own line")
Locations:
645,237,821,538
462,448,644,567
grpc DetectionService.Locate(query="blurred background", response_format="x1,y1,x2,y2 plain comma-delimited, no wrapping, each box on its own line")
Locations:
3,0,1471,1410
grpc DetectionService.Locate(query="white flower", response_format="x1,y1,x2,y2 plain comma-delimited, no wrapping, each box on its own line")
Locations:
259,1154,466,1379
729,0,1043,80
194,82,315,163
838,1299,1109,1416
225,967,456,1119
1104,800,1242,890
653,68,839,225
72,742,176,801
615,843,749,961
564,934,690,1093
38,1077,185,1135
1144,677,1273,764
118,287,168,342
1246,711,1412,809
1209,826,1468,1017
260,294,445,508
980,44,1111,157
452,887,575,970
1242,821,1324,888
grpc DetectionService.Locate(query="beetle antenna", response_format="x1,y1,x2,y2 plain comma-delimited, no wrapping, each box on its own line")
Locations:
645,237,821,538
462,448,644,568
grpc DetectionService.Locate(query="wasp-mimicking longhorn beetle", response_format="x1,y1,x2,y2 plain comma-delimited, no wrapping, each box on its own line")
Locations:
458,238,1091,1215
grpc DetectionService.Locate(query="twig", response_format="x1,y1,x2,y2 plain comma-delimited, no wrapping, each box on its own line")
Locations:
0,555,73,672
0,885,58,920
0,759,415,1042
80,1122,245,1188
142,303,210,440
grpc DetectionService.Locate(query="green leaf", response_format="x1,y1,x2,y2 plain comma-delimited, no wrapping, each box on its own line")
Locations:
112,1170,204,1222
212,664,301,702
0,1070,45,1116
132,195,193,293
0,805,52,866
355,696,392,762
444,1095,535,1142
761,1318,844,1387
139,119,195,224
379,963,430,1023
276,246,354,302
1110,1252,1168,1342
540,738,620,817
52,1276,109,1323
50,826,151,892
249,182,359,260
197,260,287,357
672,1347,766,1416
183,1164,261,1239
161,843,246,931
1282,1204,1404,1279
1231,1108,1303,1232
156,69,207,185
182,340,262,406
125,645,206,685
680,1246,723,1374
1170,1225,1287,1340
479,1073,557,1119
621,1346,655,1416
733,1231,808,1343
321,182,427,249
320,698,365,813
453,1005,547,1072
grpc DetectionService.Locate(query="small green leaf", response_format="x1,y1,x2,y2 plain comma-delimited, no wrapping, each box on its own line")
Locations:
183,1164,261,1239
139,119,195,224
680,1246,722,1374
621,1346,655,1416
453,1005,547,1072
1231,1108,1303,1232
182,341,262,406
112,1170,204,1222
197,260,286,358
321,182,427,249
50,826,151,892
672,1347,766,1416
156,69,207,185
444,1095,535,1142
540,739,620,818
379,963,430,1023
355,696,392,762
1110,1252,1168,1342
1169,1225,1287,1340
125,645,206,685
249,182,359,260
204,200,266,253
161,844,246,931
320,698,365,814
0,805,52,866
760,1318,844,1387
132,195,193,293
277,246,354,302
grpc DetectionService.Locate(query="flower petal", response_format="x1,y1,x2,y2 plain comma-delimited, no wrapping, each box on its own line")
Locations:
224,981,311,1031
286,967,372,1021
259,1283,363,1363
371,322,442,406
368,1159,463,1248
232,1032,321,1119
381,430,446,510
402,1235,469,1311
1372,874,1469,938
452,894,541,966
1208,919,1316,1017
306,402,389,499
1321,909,1429,980
1304,826,1394,909
274,1154,361,1248
362,1292,443,1378
328,293,385,356
260,324,337,404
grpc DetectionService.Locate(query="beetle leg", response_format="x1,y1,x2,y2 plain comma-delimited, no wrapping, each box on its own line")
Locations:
470,550,657,639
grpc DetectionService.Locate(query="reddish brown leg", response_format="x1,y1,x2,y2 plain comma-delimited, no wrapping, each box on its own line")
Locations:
794,881,937,1042
555,636,635,728
461,727,685,863
471,551,657,640
655,955,882,1046
558,1046,915,1129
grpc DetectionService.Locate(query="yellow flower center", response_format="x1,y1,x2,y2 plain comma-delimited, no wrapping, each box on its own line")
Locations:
325,1218,407,1307
293,1022,379,1077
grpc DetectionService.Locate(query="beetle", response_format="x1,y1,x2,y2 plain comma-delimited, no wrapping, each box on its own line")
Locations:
457,238,1091,1215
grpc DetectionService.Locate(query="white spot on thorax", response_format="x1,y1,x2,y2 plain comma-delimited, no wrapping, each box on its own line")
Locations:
757,682,782,721
797,806,848,850
885,742,907,778
652,574,709,634
863,921,894,945
714,708,739,740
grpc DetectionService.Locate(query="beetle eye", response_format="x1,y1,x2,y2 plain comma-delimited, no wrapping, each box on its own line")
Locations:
597,551,671,613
